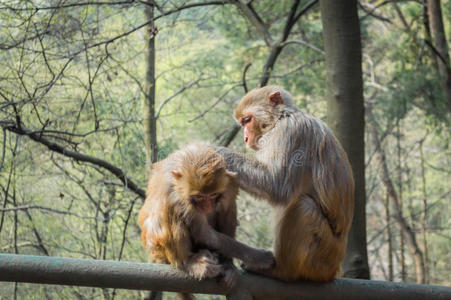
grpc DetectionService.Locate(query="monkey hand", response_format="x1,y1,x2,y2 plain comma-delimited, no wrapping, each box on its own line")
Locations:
188,250,222,280
213,147,237,169
219,263,239,289
242,249,275,270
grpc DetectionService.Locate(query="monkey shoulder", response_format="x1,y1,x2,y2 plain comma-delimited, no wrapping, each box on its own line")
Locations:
279,111,334,146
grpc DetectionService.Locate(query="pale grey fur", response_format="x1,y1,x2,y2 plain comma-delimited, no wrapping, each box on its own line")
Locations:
217,91,353,233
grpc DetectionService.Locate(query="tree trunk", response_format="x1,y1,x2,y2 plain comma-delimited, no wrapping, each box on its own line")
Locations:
385,191,394,281
368,109,426,284
319,0,369,279
422,1,439,71
143,4,161,300
144,3,158,167
396,121,406,282
400,226,406,281
419,140,429,283
427,0,451,112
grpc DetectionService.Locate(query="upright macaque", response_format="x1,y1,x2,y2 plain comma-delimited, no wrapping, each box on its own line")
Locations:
138,144,274,299
217,86,355,281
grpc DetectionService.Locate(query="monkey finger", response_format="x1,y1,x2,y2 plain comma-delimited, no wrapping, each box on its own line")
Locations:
205,251,220,262
197,250,219,264
219,267,239,289
203,261,222,278
240,262,250,272
240,262,260,274
201,256,220,265
240,259,274,273
240,262,274,279
245,249,275,270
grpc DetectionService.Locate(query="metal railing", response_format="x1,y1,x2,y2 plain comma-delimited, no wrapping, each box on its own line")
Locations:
1,253,450,300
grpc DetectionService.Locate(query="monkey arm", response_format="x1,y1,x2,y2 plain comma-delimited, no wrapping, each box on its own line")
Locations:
190,219,274,270
216,147,292,204
216,191,238,238
214,194,240,288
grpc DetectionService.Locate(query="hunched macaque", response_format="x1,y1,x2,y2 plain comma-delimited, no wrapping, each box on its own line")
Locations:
138,143,274,299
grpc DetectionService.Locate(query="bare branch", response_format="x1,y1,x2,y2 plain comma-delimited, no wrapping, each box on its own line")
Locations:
217,123,240,147
0,242,36,251
292,0,319,26
188,83,241,122
24,210,50,256
153,1,232,22
0,205,95,219
2,1,229,54
359,2,392,23
260,0,319,86
242,63,252,93
270,59,323,79
234,0,274,46
0,129,6,170
282,39,324,55
360,0,421,21
424,39,451,72
1,122,145,199
281,0,302,42
0,1,136,10
155,77,203,119
367,105,426,283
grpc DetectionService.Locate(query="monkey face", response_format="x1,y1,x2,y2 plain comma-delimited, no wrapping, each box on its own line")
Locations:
239,114,263,150
189,193,222,214
235,88,286,151
170,147,235,215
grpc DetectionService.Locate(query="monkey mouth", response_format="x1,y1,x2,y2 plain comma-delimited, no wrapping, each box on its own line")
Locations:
199,199,217,214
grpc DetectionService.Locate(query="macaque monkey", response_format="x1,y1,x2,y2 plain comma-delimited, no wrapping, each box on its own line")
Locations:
138,144,274,299
217,86,355,282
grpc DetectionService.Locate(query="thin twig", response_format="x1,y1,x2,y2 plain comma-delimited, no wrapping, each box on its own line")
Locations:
1,122,146,199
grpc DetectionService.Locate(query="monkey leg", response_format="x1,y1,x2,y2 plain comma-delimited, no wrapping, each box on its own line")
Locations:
177,251,223,300
245,196,343,282
183,249,222,280
155,253,199,300
219,258,239,289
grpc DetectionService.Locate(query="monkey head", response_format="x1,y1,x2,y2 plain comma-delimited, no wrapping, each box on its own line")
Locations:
171,147,236,214
234,86,295,150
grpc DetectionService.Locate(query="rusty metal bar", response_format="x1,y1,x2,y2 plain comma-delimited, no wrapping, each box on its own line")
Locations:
1,253,450,300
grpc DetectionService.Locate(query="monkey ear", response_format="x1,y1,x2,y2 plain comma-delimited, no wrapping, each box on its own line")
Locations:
225,170,237,178
171,170,183,179
269,91,284,107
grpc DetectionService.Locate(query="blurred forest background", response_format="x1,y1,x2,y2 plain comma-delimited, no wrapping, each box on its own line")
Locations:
0,0,450,299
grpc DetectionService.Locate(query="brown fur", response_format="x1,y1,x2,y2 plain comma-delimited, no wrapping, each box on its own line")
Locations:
218,86,354,282
138,145,237,299
138,144,274,299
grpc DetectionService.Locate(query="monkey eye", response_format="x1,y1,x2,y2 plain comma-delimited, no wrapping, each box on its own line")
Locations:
189,195,204,203
240,116,252,126
208,193,222,202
